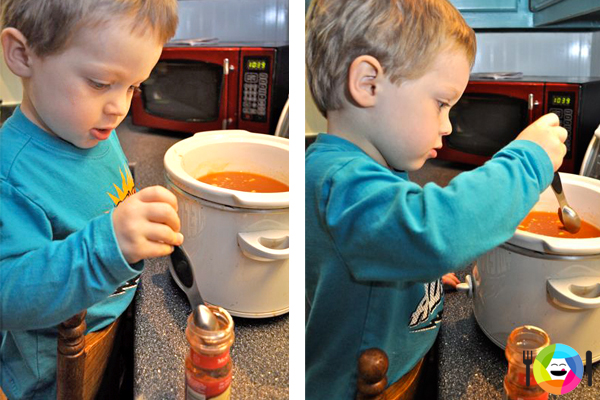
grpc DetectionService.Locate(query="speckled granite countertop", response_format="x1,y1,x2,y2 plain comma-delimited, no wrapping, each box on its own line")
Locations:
410,161,600,400
116,118,289,400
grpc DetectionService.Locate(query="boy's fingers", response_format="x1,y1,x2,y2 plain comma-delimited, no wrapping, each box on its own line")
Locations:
137,186,178,211
539,112,560,126
146,225,184,246
556,126,568,143
145,242,176,259
145,203,181,232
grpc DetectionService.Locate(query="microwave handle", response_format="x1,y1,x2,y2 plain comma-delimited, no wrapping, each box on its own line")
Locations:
222,58,230,129
528,93,540,122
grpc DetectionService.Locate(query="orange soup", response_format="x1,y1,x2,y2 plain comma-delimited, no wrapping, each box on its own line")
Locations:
518,211,600,238
197,171,288,193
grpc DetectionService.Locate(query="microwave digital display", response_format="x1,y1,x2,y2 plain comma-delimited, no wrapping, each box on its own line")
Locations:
241,56,271,123
551,94,573,106
247,59,267,71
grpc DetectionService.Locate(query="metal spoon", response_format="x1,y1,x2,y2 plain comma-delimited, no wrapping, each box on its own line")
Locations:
193,303,219,331
551,172,581,234
170,246,219,330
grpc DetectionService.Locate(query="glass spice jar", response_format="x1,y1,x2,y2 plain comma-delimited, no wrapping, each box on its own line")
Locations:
503,325,550,400
185,305,235,400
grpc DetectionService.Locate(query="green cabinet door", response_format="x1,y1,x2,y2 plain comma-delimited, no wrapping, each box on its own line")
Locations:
450,0,533,28
531,0,600,28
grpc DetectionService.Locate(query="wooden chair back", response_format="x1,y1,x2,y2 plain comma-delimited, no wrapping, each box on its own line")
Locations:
0,311,118,400
356,348,424,400
56,310,121,400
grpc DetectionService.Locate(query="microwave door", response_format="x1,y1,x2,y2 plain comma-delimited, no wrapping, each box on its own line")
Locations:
439,82,544,166
131,47,240,134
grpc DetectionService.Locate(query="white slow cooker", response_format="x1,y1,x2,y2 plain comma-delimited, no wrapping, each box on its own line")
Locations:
164,130,289,318
459,173,600,362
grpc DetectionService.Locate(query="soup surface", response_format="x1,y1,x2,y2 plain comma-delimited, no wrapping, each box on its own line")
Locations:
197,171,288,193
518,211,600,238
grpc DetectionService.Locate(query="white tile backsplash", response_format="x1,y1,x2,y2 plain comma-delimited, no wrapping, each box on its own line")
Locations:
473,31,600,77
175,0,289,44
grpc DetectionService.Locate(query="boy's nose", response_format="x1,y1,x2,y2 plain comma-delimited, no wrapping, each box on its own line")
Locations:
104,92,131,117
440,115,453,136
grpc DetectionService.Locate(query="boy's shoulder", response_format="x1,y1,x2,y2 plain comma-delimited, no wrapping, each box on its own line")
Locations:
307,134,369,170
0,114,35,181
306,134,406,186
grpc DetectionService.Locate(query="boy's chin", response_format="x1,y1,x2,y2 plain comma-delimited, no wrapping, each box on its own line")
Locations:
66,136,101,149
402,159,427,172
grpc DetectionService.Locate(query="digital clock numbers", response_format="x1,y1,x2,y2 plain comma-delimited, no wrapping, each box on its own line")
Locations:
551,95,572,106
247,60,267,71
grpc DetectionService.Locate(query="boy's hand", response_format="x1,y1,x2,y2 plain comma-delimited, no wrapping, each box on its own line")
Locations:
112,186,184,264
515,113,568,172
442,272,460,290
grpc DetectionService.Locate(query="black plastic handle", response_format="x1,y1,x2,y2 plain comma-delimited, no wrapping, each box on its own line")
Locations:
551,172,563,195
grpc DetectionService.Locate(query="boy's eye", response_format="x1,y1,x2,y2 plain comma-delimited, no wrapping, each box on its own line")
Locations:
88,80,110,90
437,101,449,110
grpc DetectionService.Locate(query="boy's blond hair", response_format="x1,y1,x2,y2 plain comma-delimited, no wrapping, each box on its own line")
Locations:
306,0,476,117
1,0,178,57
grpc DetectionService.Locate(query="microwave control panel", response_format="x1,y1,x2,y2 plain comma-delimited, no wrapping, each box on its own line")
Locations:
547,92,574,157
241,56,270,122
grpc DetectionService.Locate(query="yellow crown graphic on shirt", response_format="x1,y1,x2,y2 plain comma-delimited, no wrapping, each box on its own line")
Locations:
107,165,136,207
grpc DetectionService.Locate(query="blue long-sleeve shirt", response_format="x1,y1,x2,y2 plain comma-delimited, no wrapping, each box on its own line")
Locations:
305,134,553,399
1,107,142,399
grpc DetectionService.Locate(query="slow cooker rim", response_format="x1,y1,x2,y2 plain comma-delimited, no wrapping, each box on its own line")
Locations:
500,241,600,260
166,175,290,212
163,132,289,209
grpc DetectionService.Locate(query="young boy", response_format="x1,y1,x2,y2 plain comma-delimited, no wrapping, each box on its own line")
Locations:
305,0,567,398
0,1,180,398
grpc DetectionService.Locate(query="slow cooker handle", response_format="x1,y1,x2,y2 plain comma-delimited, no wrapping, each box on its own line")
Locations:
456,274,473,298
237,230,289,262
232,193,288,209
547,277,600,309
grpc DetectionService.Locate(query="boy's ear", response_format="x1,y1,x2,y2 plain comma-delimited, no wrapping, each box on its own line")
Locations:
347,55,384,108
1,28,34,78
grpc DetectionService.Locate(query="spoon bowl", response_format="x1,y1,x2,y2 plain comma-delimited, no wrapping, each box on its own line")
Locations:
558,205,582,234
194,304,219,331
551,172,581,234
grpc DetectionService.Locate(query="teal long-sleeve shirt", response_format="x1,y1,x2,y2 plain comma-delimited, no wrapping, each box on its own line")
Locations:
0,108,143,399
305,134,553,399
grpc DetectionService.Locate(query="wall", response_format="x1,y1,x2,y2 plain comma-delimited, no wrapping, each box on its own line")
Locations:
472,31,600,77
305,77,326,136
175,0,289,44
0,47,23,106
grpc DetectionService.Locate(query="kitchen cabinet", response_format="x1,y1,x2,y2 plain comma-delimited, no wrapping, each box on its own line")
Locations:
531,0,600,28
450,0,533,28
449,0,600,29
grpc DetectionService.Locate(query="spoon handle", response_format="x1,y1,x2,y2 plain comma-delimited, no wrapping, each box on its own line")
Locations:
551,172,567,207
551,172,563,195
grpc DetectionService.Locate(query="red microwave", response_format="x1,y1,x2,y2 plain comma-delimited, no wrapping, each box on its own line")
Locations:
438,76,600,173
131,44,288,135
